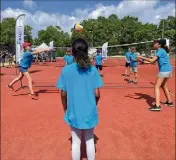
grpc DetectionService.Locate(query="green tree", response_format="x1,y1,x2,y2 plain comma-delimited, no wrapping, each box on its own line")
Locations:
24,25,33,43
158,16,176,45
0,18,16,47
37,26,71,47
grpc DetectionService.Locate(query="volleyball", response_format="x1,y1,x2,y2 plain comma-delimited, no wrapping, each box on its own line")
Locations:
74,23,83,32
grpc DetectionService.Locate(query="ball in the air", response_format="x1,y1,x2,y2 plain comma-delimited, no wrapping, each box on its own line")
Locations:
74,23,83,32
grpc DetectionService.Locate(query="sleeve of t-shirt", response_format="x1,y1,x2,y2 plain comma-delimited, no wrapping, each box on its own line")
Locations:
156,50,162,58
56,69,66,91
26,52,32,56
94,68,103,89
63,56,66,61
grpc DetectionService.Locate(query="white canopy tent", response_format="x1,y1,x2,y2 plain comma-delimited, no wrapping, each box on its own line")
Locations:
35,42,50,50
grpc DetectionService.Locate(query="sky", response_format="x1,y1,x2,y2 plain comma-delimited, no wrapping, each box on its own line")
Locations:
1,0,175,37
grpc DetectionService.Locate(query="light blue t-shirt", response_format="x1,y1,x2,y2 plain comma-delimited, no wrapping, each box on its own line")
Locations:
125,52,131,61
20,51,33,68
129,53,138,67
63,55,68,62
156,48,172,72
95,54,103,65
56,63,103,129
63,55,74,65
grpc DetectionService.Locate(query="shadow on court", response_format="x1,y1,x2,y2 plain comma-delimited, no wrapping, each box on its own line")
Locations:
68,134,99,159
125,93,155,106
15,86,28,92
29,70,42,74
12,88,59,96
12,93,30,96
35,89,59,95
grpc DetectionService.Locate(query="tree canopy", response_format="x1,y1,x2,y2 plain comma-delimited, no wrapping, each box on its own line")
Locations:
1,15,175,50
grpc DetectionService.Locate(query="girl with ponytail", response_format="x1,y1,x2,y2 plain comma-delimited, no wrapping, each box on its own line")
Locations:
56,38,103,159
138,39,173,111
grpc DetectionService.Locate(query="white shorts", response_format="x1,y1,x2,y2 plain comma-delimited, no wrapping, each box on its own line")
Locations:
130,67,138,73
158,72,172,78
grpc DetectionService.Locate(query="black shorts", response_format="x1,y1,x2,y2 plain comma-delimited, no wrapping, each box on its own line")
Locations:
125,62,130,67
96,65,103,71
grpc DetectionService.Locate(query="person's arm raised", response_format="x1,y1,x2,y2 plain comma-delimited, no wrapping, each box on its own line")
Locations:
138,56,158,63
32,48,51,55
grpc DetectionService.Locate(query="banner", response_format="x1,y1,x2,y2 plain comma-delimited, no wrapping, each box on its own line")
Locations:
49,41,54,49
102,42,108,60
165,38,169,48
15,15,25,64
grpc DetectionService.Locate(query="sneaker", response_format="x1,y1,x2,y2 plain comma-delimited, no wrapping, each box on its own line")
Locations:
128,80,132,83
163,101,174,107
7,84,14,91
31,94,38,100
134,81,138,84
149,105,161,111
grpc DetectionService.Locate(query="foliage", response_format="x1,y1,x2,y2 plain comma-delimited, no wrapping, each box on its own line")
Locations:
1,15,175,56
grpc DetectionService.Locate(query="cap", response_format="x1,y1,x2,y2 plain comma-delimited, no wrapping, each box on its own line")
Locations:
154,39,166,46
22,42,32,49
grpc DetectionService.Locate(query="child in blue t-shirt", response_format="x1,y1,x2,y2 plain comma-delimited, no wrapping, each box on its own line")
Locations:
138,39,173,111
129,47,138,84
7,42,51,100
56,38,103,159
63,49,74,66
124,48,131,77
94,50,104,77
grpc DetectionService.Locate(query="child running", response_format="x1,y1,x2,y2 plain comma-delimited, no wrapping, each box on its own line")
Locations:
56,38,103,160
124,48,131,78
63,49,74,66
94,49,104,77
129,47,138,84
7,42,50,99
138,39,173,111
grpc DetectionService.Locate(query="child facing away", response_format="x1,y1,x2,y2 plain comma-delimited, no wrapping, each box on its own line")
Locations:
63,48,74,66
94,49,104,77
56,38,103,160
129,47,138,84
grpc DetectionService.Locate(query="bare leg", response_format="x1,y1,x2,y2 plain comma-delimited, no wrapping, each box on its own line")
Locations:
134,72,138,83
161,78,172,103
100,70,103,76
23,72,34,95
154,77,165,106
125,67,128,75
9,72,24,87
129,70,133,82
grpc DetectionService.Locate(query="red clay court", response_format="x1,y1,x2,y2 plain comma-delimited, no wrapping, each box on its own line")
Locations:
1,59,175,160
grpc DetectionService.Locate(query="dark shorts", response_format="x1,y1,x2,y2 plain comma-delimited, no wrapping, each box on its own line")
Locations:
19,66,28,73
125,62,130,67
0,58,5,63
96,65,103,71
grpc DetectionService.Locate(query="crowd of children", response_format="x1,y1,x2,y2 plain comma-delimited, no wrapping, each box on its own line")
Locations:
0,50,16,68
